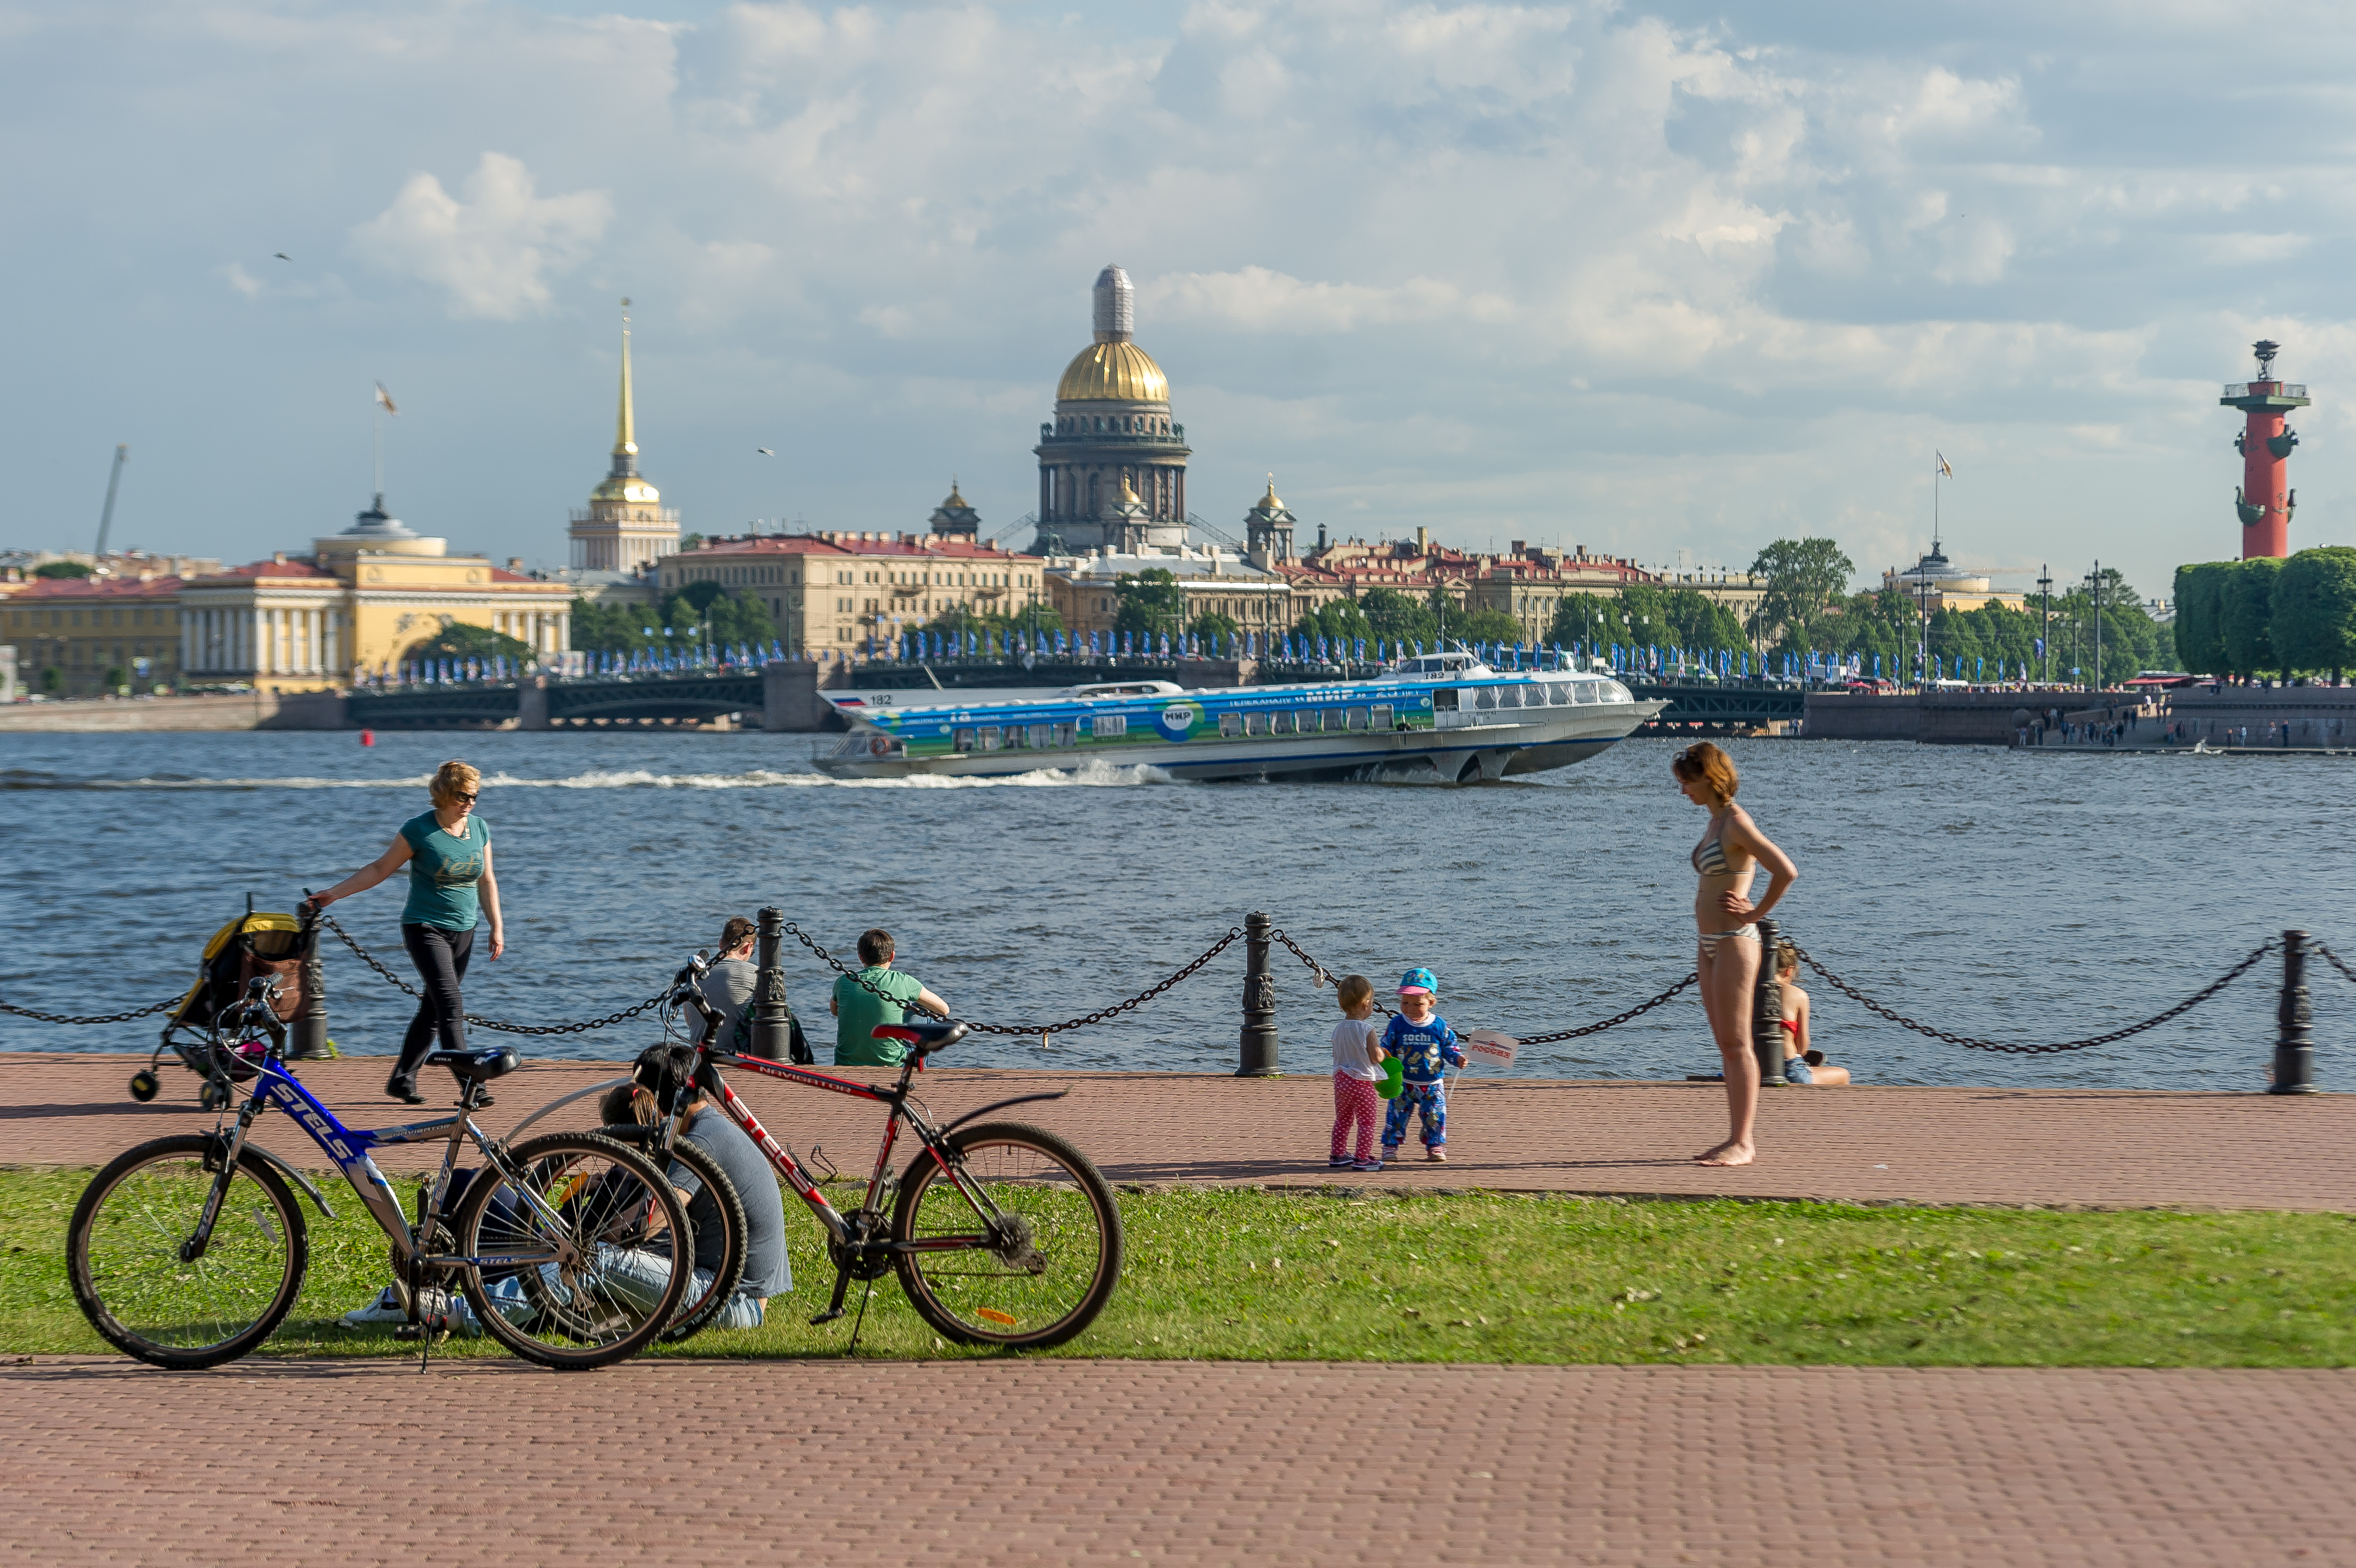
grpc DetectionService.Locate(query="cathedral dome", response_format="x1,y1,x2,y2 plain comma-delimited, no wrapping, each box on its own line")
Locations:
1056,340,1168,404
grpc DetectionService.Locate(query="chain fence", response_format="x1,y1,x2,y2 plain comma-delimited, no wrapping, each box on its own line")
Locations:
0,911,2319,1065
1788,939,2278,1055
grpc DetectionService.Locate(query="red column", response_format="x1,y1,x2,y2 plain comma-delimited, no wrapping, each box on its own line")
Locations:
2242,403,2290,559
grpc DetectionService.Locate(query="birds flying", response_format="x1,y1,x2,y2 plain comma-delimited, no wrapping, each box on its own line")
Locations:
756,447,774,456
274,253,291,261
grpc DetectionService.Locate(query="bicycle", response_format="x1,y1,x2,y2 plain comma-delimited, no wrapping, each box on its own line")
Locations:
67,968,695,1371
624,954,1123,1349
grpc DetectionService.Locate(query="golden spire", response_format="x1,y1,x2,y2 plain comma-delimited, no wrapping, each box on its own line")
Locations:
1260,473,1283,512
614,298,637,461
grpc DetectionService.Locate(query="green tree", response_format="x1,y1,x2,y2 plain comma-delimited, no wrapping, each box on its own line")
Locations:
402,620,535,668
1359,586,1437,649
1747,537,1855,649
1452,607,1524,646
1294,598,1375,649
1545,593,1616,650
1661,590,1750,656
2171,562,2231,676
2271,546,2356,681
1188,610,1240,646
2221,556,2284,680
1113,568,1188,639
33,561,93,579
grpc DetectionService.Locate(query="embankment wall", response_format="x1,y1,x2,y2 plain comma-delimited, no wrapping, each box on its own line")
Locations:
0,691,348,732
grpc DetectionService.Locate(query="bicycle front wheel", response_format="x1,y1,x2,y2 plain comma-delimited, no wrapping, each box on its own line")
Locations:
892,1121,1121,1349
68,1135,309,1370
597,1123,749,1343
452,1132,693,1370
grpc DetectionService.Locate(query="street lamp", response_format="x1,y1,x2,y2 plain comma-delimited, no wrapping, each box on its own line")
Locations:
2036,564,2052,685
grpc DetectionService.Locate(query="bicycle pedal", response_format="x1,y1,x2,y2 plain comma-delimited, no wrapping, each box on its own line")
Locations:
394,1322,429,1341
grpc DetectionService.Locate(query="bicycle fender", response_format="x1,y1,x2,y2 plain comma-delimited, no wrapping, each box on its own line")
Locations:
219,1135,338,1220
939,1091,1069,1139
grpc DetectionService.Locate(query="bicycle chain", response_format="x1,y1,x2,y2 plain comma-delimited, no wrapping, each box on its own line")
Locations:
1273,929,1696,1041
1790,939,2277,1055
785,921,1244,1037
0,993,184,1026
320,914,668,1037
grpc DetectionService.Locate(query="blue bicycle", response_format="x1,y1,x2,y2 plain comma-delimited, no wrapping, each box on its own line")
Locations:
66,972,694,1371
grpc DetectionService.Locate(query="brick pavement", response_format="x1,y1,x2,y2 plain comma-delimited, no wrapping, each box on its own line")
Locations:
5,1356,2352,1566
7,1052,2354,1209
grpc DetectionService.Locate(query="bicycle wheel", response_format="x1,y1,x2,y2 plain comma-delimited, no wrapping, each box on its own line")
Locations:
68,1135,309,1370
892,1122,1121,1349
451,1132,693,1370
598,1124,749,1343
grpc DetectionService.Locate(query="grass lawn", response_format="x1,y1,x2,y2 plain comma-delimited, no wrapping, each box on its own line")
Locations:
5,1167,2354,1365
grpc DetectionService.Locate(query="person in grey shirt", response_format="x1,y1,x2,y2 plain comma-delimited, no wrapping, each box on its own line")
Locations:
599,1079,790,1328
698,916,764,1052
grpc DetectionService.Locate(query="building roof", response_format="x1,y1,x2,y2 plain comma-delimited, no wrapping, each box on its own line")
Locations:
674,532,1042,563
1052,549,1282,584
12,573,183,600
1275,540,1665,594
195,558,343,583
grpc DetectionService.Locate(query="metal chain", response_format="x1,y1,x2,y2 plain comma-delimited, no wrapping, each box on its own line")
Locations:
318,914,668,1037
2311,940,2356,989
1790,938,2277,1055
784,921,1244,1037
1273,928,1696,1041
0,993,184,1026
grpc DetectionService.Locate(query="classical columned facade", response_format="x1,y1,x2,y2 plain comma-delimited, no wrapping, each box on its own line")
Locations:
568,302,680,573
1030,266,1192,556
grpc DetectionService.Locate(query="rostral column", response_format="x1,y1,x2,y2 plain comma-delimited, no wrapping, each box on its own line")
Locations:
2220,339,2310,559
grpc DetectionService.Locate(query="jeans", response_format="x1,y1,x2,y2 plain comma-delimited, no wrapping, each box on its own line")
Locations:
1784,1055,1815,1084
397,923,474,1085
581,1247,769,1329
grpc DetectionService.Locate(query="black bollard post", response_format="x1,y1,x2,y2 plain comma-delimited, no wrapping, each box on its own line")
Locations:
1752,917,1788,1086
2269,929,2316,1095
291,935,330,1060
751,906,794,1061
1237,911,1280,1077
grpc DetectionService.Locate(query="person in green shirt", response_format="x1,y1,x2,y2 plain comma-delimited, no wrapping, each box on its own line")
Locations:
829,928,948,1066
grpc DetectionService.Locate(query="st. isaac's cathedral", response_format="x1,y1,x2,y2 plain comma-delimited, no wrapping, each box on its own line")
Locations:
1028,266,1195,557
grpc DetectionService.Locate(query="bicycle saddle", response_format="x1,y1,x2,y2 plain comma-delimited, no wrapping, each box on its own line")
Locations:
871,1020,968,1057
425,1046,520,1083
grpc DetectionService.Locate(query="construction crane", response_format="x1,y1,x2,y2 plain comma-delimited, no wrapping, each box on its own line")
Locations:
92,444,128,558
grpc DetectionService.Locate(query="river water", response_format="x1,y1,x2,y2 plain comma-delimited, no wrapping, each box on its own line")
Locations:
2,730,2346,1091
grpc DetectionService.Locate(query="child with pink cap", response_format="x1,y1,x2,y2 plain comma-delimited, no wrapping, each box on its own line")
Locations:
1381,967,1463,1163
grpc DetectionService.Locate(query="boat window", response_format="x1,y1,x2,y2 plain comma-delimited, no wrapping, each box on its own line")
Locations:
953,727,976,752
1323,708,1349,733
1574,682,1598,705
1219,712,1242,738
1434,688,1459,712
978,727,1000,751
1474,687,1498,710
1245,711,1269,736
1053,722,1076,747
1371,705,1394,730
1604,681,1633,703
1270,710,1294,735
1028,723,1053,749
1095,715,1128,738
1001,726,1025,750
1346,706,1370,730
1499,687,1523,709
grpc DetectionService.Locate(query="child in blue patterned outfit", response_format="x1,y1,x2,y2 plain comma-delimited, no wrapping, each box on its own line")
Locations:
1381,967,1463,1164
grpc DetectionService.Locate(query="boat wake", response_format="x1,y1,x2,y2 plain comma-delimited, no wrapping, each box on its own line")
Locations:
0,761,1177,793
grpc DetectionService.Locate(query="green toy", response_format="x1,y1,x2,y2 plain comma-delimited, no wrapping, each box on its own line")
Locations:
1376,1053,1405,1100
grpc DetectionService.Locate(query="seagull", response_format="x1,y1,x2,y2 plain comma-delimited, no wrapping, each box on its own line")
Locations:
274,253,291,261
756,447,774,456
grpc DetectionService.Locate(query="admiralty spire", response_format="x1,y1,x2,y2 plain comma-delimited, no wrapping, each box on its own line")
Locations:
1029,265,1191,555
568,299,680,573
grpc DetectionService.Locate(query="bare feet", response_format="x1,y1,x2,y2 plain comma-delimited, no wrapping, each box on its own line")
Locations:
1695,1140,1755,1167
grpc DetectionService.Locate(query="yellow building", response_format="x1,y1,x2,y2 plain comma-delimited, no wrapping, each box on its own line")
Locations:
654,528,1048,656
177,496,575,691
1,572,184,696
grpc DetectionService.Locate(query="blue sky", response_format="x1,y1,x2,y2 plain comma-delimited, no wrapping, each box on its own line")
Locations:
5,0,2353,599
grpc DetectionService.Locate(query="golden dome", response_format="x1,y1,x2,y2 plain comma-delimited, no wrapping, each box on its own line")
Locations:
1057,341,1169,403
1258,476,1284,512
591,475,661,505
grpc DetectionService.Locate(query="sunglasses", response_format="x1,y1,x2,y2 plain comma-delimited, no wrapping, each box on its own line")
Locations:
453,792,478,804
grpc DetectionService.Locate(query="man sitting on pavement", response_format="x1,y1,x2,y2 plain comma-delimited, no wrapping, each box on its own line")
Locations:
830,927,948,1067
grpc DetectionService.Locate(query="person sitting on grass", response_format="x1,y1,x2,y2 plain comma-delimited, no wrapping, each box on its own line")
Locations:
830,928,948,1068
597,1074,790,1329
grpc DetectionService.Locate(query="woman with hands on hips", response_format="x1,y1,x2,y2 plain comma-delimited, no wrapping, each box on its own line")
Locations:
1672,742,1796,1167
302,759,503,1104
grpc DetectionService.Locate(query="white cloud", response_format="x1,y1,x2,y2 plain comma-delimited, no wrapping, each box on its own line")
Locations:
351,152,611,320
1142,267,1513,332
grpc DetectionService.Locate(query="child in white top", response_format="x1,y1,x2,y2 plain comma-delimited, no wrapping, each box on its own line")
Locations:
1328,973,1387,1172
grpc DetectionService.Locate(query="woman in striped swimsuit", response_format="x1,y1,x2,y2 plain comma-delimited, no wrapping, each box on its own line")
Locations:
1672,743,1797,1167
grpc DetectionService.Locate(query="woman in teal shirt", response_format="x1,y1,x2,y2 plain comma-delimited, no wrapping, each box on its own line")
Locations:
305,759,504,1103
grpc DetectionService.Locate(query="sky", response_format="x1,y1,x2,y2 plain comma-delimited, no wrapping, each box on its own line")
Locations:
6,0,2356,600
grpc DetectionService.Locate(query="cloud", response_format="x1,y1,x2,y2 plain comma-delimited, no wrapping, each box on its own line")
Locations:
1142,267,1513,333
351,152,611,319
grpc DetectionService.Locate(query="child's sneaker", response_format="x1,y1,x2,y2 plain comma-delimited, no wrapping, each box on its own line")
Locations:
1328,1154,1354,1168
1425,1146,1447,1163
1352,1157,1384,1172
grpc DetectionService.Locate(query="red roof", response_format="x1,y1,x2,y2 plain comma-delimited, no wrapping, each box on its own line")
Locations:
12,573,183,600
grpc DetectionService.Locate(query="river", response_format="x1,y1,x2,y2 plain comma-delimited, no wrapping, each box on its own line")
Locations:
2,730,2344,1092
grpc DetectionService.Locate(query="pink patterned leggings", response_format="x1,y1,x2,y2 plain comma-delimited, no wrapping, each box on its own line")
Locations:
1332,1072,1381,1162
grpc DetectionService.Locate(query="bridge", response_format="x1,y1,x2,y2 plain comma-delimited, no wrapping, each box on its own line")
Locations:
348,672,769,731
1628,680,1805,734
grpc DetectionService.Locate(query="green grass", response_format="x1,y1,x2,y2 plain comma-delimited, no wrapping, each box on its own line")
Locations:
6,1167,2355,1365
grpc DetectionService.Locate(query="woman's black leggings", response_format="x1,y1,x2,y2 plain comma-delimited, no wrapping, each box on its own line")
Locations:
395,923,474,1084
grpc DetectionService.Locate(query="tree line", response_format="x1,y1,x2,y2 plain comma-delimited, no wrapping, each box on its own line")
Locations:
2173,550,2356,682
